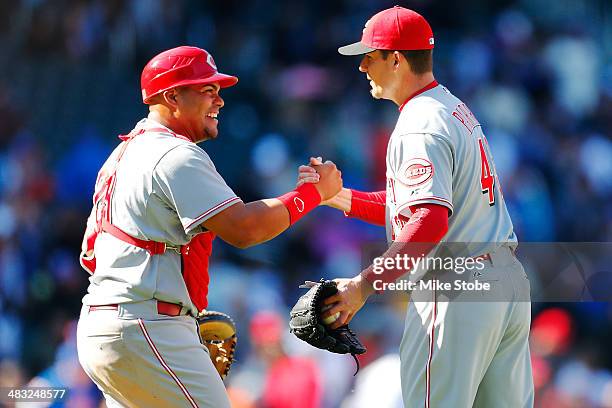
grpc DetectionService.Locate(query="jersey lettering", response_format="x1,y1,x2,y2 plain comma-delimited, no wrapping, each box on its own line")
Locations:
391,214,407,241
452,103,480,134
478,137,495,206
387,178,397,204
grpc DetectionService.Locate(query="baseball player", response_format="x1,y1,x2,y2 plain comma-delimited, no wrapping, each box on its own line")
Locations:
299,7,533,407
76,46,342,408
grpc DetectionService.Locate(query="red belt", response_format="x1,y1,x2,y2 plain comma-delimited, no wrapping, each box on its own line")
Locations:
473,253,491,263
475,247,517,265
88,300,183,316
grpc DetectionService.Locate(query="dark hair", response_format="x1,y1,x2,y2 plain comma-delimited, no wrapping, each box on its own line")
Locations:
380,49,433,75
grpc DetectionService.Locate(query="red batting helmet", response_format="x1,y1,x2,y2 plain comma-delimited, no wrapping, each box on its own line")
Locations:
141,46,238,104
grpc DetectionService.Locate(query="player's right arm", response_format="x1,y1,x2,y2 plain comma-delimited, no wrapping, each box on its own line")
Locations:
155,145,341,249
203,162,340,248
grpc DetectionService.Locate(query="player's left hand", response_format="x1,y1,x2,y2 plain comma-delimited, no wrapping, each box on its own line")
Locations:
297,157,352,211
296,157,323,188
321,275,376,329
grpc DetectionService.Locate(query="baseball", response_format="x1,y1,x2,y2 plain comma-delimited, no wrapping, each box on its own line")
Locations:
321,305,340,325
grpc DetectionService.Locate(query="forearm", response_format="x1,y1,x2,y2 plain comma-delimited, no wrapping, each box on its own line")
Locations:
345,190,386,226
238,198,292,246
205,184,321,248
322,188,352,211
361,204,449,287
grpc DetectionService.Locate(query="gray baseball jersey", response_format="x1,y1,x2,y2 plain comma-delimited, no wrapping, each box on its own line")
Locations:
82,118,241,316
385,83,516,257
385,83,533,407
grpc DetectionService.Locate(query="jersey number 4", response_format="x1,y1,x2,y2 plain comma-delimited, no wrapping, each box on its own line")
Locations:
478,138,495,206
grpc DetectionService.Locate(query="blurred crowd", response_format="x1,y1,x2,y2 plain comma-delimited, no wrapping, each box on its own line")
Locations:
0,0,610,407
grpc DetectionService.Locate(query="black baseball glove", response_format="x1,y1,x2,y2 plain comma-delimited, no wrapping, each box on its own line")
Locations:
289,279,366,371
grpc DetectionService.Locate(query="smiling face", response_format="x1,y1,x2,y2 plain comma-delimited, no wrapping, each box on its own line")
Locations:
172,83,224,142
358,50,398,100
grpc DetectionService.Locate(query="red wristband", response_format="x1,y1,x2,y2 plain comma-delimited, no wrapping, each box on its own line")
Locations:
277,183,322,225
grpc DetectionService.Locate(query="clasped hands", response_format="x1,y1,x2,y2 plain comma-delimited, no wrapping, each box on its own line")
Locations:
299,157,343,202
297,157,352,211
295,156,375,328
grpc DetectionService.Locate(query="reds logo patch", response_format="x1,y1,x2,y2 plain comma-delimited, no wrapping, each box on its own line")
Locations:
206,53,217,70
363,17,371,33
401,158,434,186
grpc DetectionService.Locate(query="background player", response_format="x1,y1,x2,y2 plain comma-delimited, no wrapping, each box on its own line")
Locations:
299,7,533,407
76,46,342,408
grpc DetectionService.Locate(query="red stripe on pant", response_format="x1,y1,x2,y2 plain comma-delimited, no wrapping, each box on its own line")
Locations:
137,319,199,408
425,288,437,408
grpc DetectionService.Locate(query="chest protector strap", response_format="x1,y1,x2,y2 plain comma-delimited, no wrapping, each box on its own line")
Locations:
79,126,213,311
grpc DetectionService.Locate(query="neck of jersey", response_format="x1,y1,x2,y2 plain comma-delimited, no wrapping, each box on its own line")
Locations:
398,80,439,112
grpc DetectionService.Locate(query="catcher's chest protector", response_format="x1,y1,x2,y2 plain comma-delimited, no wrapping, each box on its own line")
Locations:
180,231,214,311
79,127,213,311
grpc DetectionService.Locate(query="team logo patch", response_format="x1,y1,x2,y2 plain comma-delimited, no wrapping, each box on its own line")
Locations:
401,158,434,186
206,54,217,70
363,17,371,32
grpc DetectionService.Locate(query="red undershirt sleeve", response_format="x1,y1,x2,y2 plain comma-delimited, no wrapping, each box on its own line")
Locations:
361,203,449,287
346,189,386,226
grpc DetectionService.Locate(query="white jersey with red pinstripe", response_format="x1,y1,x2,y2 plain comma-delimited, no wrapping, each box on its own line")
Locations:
385,83,516,257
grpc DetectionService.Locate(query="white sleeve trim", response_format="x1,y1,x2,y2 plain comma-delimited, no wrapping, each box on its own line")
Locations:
185,196,242,232
396,196,453,216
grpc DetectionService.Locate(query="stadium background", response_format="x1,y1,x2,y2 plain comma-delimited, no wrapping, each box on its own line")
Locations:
0,0,610,406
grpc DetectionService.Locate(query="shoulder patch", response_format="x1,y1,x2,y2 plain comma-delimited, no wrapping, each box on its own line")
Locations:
400,158,434,186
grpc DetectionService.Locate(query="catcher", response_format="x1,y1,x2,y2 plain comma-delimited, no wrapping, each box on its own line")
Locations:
76,46,342,408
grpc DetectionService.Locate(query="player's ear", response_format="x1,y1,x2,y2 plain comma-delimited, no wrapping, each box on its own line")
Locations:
393,51,402,69
161,89,179,109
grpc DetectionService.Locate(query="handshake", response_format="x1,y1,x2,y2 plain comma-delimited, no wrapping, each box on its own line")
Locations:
296,157,351,212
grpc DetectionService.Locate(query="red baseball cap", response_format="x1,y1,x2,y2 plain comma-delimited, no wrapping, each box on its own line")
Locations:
338,6,434,55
